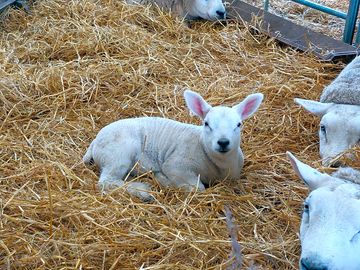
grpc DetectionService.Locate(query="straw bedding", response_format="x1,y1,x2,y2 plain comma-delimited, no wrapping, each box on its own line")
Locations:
0,0,358,269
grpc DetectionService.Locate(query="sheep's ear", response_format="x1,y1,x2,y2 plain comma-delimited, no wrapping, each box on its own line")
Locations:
294,98,333,117
184,89,212,119
286,151,331,191
233,93,264,121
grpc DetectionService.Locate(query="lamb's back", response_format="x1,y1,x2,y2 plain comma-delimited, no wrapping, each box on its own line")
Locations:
320,56,360,105
127,0,178,12
138,117,201,160
332,167,360,185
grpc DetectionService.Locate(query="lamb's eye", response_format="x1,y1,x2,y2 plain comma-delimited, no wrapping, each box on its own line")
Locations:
351,230,360,243
204,121,213,131
320,125,326,134
303,202,309,213
237,123,241,128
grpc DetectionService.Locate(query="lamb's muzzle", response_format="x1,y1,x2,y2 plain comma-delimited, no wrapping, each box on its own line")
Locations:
217,138,230,152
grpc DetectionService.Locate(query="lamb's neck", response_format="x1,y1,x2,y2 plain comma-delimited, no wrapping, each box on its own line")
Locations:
201,142,244,179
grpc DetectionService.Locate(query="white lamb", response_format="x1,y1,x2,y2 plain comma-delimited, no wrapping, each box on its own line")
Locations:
128,0,226,20
295,55,360,166
287,152,360,270
83,90,264,201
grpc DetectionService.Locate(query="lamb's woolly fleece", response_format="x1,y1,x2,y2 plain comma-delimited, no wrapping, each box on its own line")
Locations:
320,56,360,105
332,167,360,185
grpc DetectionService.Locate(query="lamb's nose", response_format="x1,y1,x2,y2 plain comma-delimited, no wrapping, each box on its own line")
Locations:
323,158,344,168
330,160,344,168
300,257,328,270
216,10,226,19
217,139,230,148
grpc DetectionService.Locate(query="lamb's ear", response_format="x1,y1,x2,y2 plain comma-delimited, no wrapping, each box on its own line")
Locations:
233,93,264,121
184,89,212,119
286,151,331,191
294,98,333,117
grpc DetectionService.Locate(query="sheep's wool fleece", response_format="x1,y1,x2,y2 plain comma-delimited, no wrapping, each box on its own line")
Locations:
332,167,360,185
320,56,360,105
127,0,185,17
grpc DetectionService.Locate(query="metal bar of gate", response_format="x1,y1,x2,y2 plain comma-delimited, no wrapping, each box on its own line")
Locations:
263,0,347,18
290,0,347,19
0,0,17,10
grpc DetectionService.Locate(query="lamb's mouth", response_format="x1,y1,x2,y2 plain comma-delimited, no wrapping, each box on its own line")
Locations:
218,148,230,153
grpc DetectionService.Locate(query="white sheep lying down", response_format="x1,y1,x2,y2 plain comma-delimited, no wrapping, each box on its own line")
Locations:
295,55,360,166
128,0,226,20
287,152,360,270
83,90,264,201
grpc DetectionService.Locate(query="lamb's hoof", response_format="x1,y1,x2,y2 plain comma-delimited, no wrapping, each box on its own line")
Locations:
97,181,122,194
127,182,154,202
182,182,205,192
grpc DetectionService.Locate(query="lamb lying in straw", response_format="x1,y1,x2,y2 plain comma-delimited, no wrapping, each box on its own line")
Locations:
287,152,360,270
83,89,263,201
128,0,226,20
295,55,360,166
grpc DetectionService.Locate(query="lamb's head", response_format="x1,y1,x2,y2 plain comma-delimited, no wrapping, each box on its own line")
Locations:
287,152,360,270
184,90,263,155
183,0,226,20
295,98,360,167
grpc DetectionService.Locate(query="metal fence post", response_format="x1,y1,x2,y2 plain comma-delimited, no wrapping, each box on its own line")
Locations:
264,0,269,11
355,20,360,46
343,0,360,44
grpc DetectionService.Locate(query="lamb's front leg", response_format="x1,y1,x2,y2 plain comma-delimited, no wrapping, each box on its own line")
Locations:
155,167,205,192
99,166,154,202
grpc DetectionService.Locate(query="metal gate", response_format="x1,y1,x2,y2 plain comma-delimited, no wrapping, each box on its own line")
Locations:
263,0,360,45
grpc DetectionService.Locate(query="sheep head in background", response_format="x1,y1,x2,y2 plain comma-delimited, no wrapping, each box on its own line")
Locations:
129,0,226,20
178,0,226,20
294,99,360,166
83,89,264,201
287,152,360,270
295,56,360,167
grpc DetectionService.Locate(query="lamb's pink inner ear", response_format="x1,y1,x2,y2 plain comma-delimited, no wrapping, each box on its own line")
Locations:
241,98,257,119
194,98,205,118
